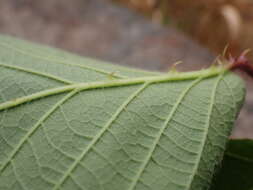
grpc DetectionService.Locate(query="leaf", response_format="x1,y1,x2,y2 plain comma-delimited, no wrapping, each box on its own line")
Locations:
211,139,253,190
0,35,246,190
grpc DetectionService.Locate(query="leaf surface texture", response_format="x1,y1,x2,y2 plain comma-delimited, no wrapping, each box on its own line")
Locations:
0,35,246,190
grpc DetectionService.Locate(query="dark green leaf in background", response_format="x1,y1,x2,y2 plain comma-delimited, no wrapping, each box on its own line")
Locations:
211,139,253,190
0,35,246,190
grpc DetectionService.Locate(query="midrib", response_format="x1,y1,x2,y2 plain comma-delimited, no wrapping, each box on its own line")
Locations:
0,67,226,111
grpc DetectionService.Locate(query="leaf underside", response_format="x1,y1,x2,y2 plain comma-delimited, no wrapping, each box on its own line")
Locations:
0,35,245,190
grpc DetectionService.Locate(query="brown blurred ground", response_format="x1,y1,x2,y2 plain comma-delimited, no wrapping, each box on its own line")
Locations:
0,0,252,138
114,0,253,58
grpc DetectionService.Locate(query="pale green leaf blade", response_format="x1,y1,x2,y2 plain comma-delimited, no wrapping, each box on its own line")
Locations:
0,35,246,190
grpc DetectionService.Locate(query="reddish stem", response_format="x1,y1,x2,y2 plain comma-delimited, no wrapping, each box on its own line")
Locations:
228,51,253,78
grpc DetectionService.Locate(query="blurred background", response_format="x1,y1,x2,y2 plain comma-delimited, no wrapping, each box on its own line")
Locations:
115,0,253,57
0,0,252,138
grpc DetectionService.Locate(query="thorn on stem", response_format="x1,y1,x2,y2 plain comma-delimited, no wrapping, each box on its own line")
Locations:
169,61,182,73
108,71,117,79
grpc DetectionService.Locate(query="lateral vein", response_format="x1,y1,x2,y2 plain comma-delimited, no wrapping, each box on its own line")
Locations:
0,42,126,79
52,83,150,190
0,62,73,84
127,77,203,190
185,73,224,190
0,90,77,173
